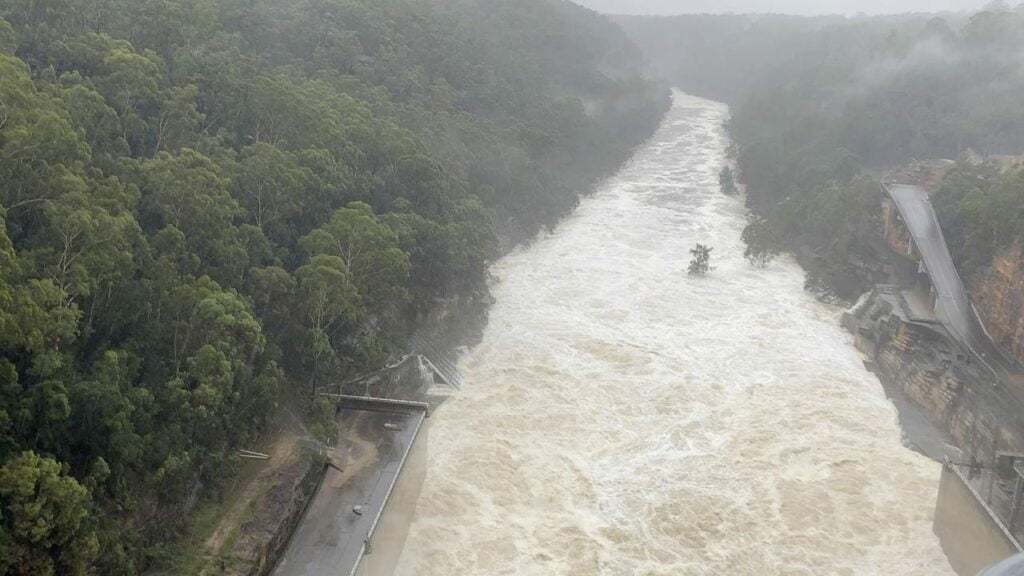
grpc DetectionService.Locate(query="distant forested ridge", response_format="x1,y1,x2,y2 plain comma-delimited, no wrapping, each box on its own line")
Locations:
0,0,669,572
620,8,1024,294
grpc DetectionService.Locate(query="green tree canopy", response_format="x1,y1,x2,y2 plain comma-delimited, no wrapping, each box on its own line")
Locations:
0,451,98,576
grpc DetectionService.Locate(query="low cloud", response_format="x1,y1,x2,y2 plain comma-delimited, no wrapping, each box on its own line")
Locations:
574,0,986,16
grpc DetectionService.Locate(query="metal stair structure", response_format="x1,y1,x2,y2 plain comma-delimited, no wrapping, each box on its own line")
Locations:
407,331,464,390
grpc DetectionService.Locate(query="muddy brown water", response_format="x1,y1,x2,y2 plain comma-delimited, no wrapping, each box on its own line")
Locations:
395,93,954,576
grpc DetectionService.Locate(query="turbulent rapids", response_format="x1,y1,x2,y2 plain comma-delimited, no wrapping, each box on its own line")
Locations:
395,94,954,575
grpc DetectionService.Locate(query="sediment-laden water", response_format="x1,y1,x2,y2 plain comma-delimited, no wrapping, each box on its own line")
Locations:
395,93,953,575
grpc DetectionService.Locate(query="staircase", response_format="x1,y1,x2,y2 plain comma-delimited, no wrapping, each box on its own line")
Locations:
407,331,464,390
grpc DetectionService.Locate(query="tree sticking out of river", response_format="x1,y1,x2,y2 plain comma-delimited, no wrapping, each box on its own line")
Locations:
741,214,780,268
688,244,714,275
719,166,739,196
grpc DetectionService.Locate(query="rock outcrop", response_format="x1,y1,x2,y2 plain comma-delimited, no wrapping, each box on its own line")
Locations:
846,289,1023,459
971,243,1024,367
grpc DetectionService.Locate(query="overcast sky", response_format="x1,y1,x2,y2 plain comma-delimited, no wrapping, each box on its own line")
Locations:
572,0,989,16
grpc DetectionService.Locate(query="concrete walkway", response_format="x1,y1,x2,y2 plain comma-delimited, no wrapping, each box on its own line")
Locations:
271,407,425,576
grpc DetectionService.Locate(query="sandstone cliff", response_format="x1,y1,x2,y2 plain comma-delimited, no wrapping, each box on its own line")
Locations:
971,243,1024,367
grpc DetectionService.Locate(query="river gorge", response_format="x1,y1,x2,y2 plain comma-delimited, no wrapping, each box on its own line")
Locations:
394,93,955,576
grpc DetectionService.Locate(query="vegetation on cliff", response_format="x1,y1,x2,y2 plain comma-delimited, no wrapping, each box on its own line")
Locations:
934,161,1024,279
0,0,669,572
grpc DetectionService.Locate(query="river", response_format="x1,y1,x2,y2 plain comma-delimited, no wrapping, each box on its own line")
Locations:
395,93,954,575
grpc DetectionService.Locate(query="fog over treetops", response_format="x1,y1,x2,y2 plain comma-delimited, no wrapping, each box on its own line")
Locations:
610,0,1024,302
574,0,989,15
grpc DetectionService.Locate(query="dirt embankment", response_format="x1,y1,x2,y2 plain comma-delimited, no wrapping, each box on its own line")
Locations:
205,429,303,555
187,405,324,576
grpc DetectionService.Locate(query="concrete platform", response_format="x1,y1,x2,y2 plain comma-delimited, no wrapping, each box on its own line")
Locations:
902,288,939,323
935,463,1024,575
271,404,426,576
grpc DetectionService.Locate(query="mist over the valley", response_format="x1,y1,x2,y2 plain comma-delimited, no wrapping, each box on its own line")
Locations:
5,0,1024,574
574,0,990,15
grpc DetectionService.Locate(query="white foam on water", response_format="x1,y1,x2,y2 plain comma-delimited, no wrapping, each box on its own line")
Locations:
395,93,954,576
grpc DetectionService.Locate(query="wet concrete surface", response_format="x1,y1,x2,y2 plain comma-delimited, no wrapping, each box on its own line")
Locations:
936,463,1023,575
271,407,425,576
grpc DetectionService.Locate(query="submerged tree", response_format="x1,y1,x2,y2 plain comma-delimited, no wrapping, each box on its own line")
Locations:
719,166,739,196
741,214,780,268
688,243,713,275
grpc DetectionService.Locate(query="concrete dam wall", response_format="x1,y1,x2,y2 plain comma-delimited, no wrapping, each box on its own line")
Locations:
934,463,1022,576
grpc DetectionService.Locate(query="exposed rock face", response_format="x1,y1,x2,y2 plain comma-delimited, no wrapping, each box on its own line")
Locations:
882,198,913,257
971,243,1024,366
885,159,957,191
847,289,1024,574
846,290,1023,459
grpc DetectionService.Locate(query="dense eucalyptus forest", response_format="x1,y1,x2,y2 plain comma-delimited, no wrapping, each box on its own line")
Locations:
0,0,669,572
621,7,1024,290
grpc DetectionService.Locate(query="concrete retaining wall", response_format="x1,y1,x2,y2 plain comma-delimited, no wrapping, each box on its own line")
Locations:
353,419,428,576
253,461,327,576
935,464,1020,575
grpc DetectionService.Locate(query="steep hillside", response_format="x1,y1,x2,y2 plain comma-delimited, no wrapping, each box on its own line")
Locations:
0,0,668,572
